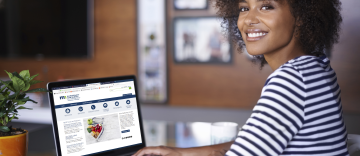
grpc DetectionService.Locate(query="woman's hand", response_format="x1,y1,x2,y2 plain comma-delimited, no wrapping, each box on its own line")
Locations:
133,141,233,156
132,146,182,156
208,149,227,156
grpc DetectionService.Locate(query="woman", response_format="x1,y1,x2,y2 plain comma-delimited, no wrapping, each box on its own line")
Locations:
134,0,347,155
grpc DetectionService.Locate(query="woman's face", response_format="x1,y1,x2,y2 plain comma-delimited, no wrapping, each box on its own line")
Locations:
237,0,296,56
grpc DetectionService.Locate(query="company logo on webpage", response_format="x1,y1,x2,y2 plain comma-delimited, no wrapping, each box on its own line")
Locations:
60,96,67,100
67,94,80,101
60,94,80,101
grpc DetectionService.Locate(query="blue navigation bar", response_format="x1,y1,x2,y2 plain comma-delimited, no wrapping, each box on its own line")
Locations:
123,93,132,96
54,95,136,109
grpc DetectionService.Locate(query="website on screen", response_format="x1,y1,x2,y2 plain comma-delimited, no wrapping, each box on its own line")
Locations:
52,79,142,156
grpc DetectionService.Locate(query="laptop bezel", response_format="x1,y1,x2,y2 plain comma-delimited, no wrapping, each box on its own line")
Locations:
47,75,146,156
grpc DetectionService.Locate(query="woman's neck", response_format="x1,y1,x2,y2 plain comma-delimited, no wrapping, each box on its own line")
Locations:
264,36,306,71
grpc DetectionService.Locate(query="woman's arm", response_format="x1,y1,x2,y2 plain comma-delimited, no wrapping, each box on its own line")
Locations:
132,141,234,156
225,67,306,155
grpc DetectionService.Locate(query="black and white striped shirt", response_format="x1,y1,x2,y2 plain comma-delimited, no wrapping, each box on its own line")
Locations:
226,55,349,156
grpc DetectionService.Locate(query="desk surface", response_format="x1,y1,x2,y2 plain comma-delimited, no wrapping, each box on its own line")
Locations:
13,104,253,124
10,120,222,156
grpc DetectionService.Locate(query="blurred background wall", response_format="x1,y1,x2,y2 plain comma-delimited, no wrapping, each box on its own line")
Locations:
0,0,359,112
0,0,137,86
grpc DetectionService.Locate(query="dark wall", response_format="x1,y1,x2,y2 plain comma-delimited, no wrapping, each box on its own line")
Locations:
0,0,137,87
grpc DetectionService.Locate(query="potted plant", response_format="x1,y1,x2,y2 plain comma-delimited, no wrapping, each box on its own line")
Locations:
0,70,48,156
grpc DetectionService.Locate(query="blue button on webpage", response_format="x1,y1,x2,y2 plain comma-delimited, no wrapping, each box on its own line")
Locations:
121,130,130,133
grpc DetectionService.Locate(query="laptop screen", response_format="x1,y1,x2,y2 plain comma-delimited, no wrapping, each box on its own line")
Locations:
51,79,143,155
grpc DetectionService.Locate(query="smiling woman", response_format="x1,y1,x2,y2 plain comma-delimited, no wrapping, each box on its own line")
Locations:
133,0,347,156
217,0,342,68
236,0,306,71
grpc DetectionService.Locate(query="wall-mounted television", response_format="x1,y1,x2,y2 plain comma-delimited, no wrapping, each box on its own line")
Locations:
0,0,94,59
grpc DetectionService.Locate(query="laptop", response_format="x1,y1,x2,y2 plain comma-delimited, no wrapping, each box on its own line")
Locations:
47,75,146,156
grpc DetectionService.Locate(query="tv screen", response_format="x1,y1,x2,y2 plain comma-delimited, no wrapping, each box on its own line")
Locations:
0,0,93,59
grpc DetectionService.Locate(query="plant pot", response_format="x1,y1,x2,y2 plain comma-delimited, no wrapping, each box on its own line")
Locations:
0,130,28,156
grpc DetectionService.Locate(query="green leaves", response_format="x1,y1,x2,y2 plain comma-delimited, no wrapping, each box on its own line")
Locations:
0,70,49,133
4,70,13,79
0,85,6,92
0,100,6,107
29,74,39,81
7,91,20,100
12,76,25,92
11,96,38,104
29,80,42,85
13,97,29,102
26,99,38,104
11,72,25,81
0,126,10,132
0,70,48,130
23,83,31,92
0,80,15,92
8,106,15,112
0,94,4,101
19,70,30,80
3,70,42,92
9,114,16,122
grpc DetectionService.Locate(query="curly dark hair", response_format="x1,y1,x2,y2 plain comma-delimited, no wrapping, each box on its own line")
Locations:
215,0,342,68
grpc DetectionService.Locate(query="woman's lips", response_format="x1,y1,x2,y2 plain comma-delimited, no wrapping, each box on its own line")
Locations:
246,32,268,41
245,29,269,41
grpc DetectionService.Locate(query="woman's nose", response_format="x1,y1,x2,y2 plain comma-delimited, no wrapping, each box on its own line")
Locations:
244,9,260,26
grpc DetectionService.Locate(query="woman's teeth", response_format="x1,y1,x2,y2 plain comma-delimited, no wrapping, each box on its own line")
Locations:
248,33,267,37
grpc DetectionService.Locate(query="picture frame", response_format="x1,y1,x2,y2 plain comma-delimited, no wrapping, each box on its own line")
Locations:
137,0,168,104
173,0,208,10
173,17,232,64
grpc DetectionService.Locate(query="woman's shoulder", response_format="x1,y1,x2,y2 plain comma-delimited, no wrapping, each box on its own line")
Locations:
266,55,335,89
264,63,305,90
266,55,331,86
286,55,330,69
276,55,330,75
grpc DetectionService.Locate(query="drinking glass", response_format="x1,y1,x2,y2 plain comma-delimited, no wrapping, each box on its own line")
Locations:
210,122,238,145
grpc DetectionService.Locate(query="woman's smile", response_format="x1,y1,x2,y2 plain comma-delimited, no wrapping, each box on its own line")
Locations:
245,29,268,41
237,0,297,58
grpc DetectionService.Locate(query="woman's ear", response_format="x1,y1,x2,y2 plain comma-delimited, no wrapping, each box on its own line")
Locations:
293,16,302,38
295,16,303,27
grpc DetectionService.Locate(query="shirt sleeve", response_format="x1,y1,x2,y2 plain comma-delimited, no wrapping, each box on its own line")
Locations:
226,67,306,156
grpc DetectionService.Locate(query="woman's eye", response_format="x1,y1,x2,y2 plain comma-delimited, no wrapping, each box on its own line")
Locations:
261,5,274,10
239,7,249,12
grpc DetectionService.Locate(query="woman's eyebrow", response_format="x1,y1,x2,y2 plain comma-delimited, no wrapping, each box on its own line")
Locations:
258,0,278,2
239,0,247,3
239,0,276,3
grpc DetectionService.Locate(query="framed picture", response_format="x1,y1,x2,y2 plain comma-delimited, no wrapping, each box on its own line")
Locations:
173,17,232,64
137,0,167,104
174,0,208,10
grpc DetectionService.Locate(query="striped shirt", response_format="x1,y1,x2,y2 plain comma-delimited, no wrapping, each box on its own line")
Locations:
226,55,349,156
